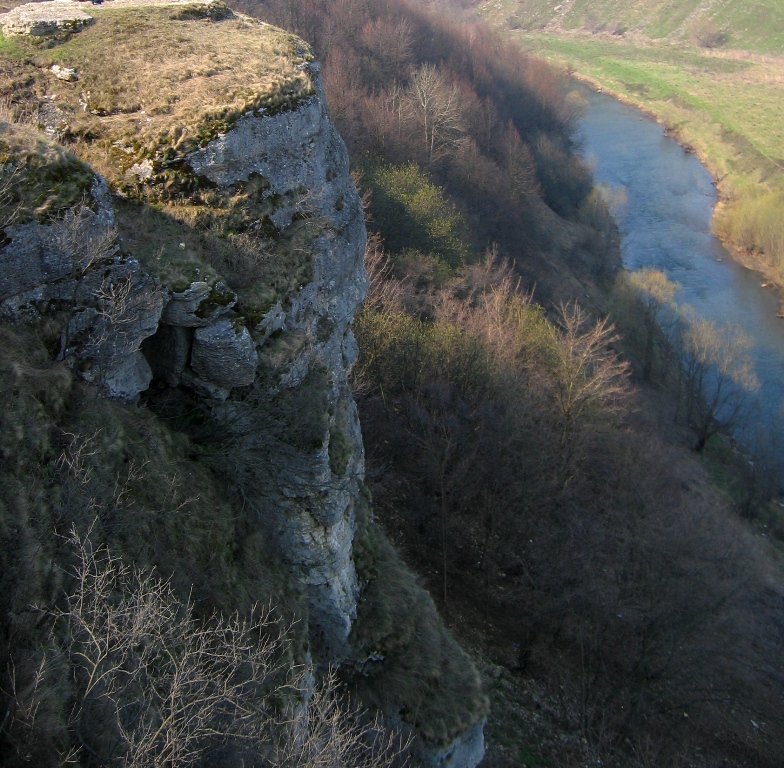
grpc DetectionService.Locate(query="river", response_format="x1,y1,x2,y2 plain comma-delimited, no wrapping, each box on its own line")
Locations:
577,87,784,451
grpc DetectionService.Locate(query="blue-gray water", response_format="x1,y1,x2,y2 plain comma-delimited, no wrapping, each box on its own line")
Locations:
578,88,784,450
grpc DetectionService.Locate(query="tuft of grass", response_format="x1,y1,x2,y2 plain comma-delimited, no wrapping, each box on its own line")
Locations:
0,121,95,223
114,196,317,323
328,422,352,477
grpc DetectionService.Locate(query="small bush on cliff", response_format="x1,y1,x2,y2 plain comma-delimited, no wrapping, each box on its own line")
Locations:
350,502,488,746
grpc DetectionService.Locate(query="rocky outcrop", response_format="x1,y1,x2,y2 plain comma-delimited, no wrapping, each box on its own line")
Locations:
0,39,485,766
0,1,94,38
191,319,257,390
415,720,487,768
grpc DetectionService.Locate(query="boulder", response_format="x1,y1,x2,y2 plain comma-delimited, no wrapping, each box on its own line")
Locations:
101,351,154,400
161,281,236,327
0,1,94,37
191,318,258,389
50,64,78,82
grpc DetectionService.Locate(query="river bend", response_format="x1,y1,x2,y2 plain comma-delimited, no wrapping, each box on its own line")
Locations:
578,88,784,449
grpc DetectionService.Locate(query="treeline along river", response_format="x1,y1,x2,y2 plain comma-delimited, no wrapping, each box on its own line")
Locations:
578,87,784,454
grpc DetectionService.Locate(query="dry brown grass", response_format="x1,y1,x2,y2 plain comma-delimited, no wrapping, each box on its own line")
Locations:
1,2,314,184
0,3,320,313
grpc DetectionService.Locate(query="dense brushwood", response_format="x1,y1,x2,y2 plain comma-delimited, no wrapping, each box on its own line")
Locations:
232,0,619,306
232,1,784,766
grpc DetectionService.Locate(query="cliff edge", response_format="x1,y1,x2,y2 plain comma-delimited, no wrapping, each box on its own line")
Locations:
0,1,486,764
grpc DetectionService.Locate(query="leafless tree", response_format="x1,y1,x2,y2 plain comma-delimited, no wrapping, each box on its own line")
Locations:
626,267,677,381
44,528,407,768
0,160,22,231
58,527,293,767
551,301,631,447
49,204,119,360
362,232,405,313
272,669,409,768
407,64,463,162
50,204,119,279
679,314,759,451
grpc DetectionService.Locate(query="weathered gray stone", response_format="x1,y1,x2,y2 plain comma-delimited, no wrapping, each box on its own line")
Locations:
414,719,487,768
161,281,236,327
180,367,229,401
127,158,153,182
50,64,77,82
68,267,166,399
186,64,369,665
0,1,94,37
191,318,258,389
101,351,154,400
38,97,69,140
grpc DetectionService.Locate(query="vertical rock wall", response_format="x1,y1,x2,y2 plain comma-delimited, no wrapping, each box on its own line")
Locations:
0,59,485,767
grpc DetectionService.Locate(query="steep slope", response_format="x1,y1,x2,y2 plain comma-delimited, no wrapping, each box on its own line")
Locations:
0,2,486,764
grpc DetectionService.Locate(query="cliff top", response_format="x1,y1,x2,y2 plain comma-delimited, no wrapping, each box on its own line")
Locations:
0,0,314,186
1,0,319,310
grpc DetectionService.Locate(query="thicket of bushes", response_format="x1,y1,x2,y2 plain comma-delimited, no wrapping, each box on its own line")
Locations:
354,246,784,768
230,1,784,765
715,190,784,281
234,0,619,303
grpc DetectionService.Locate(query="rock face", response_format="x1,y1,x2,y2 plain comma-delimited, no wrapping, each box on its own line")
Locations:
191,318,257,390
0,1,94,37
416,719,487,768
0,52,485,767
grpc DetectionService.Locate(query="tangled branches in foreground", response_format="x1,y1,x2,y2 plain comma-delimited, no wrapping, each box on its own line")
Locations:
4,528,406,768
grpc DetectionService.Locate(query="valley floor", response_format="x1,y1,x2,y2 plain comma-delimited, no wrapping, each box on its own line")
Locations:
472,2,784,309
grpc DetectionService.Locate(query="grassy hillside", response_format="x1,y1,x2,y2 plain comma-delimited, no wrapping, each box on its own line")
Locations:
473,0,784,293
495,0,784,53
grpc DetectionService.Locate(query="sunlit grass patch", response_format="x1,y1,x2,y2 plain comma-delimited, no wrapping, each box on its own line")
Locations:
0,2,314,188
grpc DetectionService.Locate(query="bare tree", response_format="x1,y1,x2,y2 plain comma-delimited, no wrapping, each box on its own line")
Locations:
0,160,21,231
626,268,677,381
272,669,409,768
501,122,541,199
362,232,405,313
49,204,119,360
551,302,631,447
45,528,406,768
50,203,119,280
407,64,463,162
58,528,292,767
680,314,759,451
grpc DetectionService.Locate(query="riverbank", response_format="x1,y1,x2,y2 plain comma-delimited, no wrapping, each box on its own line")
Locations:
567,67,784,311
469,4,784,316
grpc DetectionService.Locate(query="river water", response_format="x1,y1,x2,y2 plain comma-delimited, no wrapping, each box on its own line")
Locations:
577,87,784,449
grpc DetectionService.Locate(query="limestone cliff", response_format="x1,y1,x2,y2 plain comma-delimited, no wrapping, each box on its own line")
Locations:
0,2,487,763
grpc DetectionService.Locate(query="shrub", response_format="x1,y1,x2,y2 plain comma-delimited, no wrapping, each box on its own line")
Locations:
367,164,471,269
